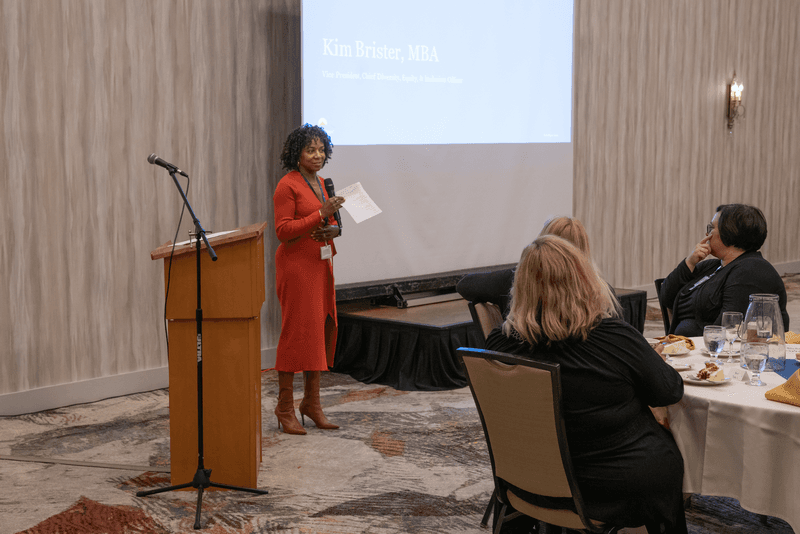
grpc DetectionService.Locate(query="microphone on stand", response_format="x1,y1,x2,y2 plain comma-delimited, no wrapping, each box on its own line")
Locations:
147,153,189,177
323,178,343,230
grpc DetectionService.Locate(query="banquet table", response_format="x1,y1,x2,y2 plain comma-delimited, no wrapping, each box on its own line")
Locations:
667,337,800,532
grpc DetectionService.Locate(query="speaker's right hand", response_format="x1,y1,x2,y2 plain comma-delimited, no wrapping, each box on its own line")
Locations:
320,196,345,218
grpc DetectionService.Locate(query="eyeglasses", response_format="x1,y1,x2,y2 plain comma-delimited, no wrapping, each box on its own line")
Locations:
706,223,715,235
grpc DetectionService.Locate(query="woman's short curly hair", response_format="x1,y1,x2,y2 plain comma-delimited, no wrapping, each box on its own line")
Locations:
280,124,333,171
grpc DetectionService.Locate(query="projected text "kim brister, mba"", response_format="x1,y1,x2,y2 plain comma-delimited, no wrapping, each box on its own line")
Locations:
323,39,439,63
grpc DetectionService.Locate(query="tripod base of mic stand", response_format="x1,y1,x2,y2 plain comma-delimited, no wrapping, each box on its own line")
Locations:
137,468,268,530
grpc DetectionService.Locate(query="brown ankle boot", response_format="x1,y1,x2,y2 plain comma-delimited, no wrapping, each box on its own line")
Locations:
275,371,306,435
299,371,339,429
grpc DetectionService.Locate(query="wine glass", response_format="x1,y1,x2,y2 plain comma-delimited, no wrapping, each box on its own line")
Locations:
721,312,743,364
703,325,726,365
742,342,769,386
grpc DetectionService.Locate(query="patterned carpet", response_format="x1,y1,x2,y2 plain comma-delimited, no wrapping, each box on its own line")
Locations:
2,372,495,533
1,367,796,534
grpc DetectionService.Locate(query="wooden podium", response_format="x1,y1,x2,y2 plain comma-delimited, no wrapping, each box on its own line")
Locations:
150,221,267,489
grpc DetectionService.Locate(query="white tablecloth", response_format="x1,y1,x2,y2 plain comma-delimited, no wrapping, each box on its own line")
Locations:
667,337,800,532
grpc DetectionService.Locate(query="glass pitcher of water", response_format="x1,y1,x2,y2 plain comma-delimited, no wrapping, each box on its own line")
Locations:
741,293,786,371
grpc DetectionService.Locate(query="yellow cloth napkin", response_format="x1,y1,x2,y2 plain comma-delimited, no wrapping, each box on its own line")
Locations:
785,330,800,344
765,370,800,407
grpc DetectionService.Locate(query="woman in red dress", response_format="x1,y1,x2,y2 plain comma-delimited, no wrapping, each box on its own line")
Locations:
273,124,345,435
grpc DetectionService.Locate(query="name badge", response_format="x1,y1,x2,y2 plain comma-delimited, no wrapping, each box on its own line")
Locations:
320,244,332,260
689,275,710,291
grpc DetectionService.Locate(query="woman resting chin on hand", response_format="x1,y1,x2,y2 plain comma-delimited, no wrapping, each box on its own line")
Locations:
658,204,789,337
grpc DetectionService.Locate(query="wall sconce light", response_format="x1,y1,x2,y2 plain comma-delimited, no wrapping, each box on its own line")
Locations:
727,71,744,131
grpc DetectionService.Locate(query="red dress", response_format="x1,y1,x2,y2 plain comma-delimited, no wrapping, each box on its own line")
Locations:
273,171,338,372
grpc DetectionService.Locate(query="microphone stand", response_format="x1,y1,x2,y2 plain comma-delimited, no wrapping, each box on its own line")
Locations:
137,170,268,529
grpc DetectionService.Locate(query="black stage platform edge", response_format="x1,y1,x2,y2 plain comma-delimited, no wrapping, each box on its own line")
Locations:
332,289,648,392
333,300,482,391
333,267,648,392
335,264,517,302
614,287,648,334
334,266,647,334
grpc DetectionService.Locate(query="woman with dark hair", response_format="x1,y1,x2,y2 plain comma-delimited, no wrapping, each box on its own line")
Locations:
660,203,789,337
486,236,687,534
273,124,345,435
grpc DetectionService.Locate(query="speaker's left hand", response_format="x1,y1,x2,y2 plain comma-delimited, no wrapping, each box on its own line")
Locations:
311,224,340,242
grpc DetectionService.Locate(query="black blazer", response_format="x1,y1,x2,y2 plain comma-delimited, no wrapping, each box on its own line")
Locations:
660,250,789,335
455,268,515,318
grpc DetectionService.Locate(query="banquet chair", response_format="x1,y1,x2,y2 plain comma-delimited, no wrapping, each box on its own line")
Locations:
468,301,503,340
465,301,504,526
654,278,672,335
466,301,504,526
459,347,622,534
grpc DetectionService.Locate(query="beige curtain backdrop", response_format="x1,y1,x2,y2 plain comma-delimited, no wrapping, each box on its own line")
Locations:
573,0,800,288
2,0,799,400
0,0,296,398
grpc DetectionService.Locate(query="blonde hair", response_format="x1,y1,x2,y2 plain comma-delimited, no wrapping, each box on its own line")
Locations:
504,235,618,344
540,216,591,256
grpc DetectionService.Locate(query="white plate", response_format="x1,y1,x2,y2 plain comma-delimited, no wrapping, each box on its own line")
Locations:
665,348,691,357
682,373,732,386
671,363,693,371
700,347,739,356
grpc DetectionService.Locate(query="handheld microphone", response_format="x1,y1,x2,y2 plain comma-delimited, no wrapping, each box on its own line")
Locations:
147,153,188,177
323,178,343,230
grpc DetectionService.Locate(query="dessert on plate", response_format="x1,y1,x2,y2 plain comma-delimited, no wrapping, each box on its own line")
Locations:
697,362,725,381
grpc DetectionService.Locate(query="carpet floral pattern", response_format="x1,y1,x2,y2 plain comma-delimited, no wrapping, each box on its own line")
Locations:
1,369,795,533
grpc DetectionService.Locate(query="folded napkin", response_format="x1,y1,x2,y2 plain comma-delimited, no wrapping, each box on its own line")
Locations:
785,331,800,344
766,369,800,407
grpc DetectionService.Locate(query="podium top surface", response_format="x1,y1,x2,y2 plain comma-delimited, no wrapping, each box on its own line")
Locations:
150,222,268,261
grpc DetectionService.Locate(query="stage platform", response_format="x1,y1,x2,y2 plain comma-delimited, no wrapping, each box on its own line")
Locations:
333,298,480,390
333,289,647,391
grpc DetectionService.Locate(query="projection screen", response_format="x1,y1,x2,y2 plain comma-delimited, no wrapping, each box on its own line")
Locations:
301,0,574,286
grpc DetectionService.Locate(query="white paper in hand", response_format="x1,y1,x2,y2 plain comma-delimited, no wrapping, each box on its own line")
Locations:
336,182,382,224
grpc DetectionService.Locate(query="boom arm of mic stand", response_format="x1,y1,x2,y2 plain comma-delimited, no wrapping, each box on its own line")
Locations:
168,171,217,261
197,230,217,261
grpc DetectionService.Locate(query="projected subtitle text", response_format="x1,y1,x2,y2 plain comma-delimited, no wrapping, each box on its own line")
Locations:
322,71,462,84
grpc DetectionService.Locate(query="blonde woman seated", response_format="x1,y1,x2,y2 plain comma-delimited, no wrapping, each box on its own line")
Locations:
486,235,687,534
456,216,601,318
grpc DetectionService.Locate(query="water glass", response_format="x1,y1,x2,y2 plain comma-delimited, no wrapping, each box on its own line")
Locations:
703,325,726,365
721,311,743,364
743,342,769,386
